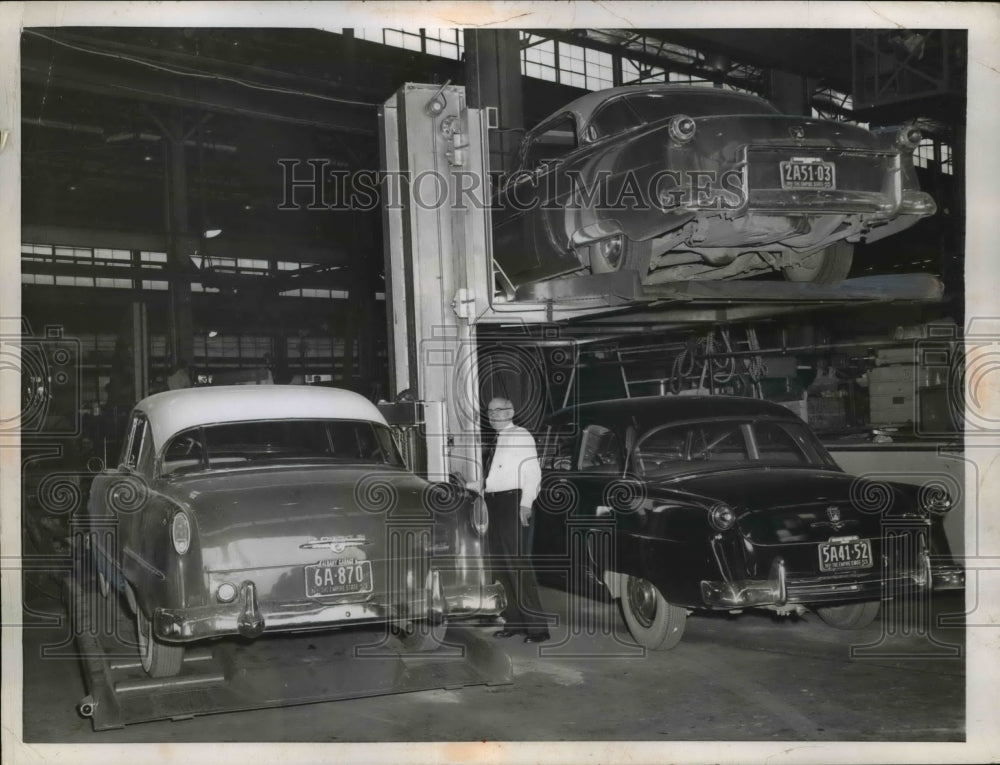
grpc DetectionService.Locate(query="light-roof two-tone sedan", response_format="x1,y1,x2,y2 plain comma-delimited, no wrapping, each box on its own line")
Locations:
86,385,504,677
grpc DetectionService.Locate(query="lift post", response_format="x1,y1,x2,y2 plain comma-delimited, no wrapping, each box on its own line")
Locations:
380,83,496,483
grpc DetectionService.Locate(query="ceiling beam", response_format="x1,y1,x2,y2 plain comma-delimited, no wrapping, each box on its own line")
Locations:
21,37,378,135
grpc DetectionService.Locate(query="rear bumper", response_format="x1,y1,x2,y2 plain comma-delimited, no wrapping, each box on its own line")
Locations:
746,189,935,218
154,575,506,642
699,548,947,609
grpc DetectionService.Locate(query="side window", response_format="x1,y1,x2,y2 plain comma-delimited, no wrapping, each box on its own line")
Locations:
541,426,577,471
690,422,748,463
587,98,642,142
525,114,579,171
753,421,809,465
121,414,148,470
578,424,621,472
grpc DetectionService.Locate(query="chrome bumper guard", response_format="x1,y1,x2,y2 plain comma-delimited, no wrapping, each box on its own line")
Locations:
701,557,788,609
155,575,506,642
932,563,965,591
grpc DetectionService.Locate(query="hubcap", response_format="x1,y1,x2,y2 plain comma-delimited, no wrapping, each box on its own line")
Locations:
627,577,658,628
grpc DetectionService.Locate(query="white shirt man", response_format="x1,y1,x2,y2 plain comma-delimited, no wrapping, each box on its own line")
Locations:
484,415,542,527
477,396,550,643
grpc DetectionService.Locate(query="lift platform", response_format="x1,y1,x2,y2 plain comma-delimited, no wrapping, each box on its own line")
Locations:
70,576,512,731
510,271,945,326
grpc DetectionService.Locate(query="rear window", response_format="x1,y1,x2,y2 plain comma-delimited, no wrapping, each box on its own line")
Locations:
633,417,834,477
588,91,779,141
161,419,404,475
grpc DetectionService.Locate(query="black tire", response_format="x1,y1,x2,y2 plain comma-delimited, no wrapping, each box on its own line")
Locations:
137,607,185,677
587,235,652,279
620,575,687,650
389,619,448,653
783,240,854,284
814,600,881,630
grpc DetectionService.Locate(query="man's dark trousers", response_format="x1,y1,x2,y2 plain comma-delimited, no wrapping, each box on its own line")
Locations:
485,489,547,635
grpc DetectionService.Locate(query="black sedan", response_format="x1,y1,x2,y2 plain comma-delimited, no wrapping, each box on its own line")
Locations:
492,85,935,294
532,395,959,649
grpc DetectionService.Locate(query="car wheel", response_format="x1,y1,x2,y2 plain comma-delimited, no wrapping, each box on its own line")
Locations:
782,240,854,283
588,235,652,278
621,575,686,650
137,607,185,677
814,600,881,630
388,619,448,653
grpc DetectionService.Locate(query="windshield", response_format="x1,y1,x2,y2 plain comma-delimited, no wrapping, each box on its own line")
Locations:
632,418,837,479
588,91,780,141
161,419,405,476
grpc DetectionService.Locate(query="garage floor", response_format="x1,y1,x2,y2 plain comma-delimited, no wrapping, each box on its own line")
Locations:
20,580,964,743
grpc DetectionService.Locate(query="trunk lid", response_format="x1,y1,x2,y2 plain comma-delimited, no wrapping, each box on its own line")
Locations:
160,465,434,603
657,467,908,544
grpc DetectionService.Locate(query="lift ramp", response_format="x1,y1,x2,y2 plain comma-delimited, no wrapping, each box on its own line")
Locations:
70,577,512,731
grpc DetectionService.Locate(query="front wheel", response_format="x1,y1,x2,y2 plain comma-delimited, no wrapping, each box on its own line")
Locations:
814,600,881,630
620,575,687,650
587,235,652,279
137,607,185,677
782,240,854,283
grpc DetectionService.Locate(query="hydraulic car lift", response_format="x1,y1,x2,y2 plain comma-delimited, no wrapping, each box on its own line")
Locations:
70,572,512,732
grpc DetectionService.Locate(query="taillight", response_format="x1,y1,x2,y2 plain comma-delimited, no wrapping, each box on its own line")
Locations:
668,114,697,144
895,122,923,152
171,511,191,554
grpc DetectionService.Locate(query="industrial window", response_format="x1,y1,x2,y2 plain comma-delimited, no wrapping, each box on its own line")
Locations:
20,273,54,285
94,248,132,266
351,28,463,60
623,59,667,84
914,138,952,175
140,250,167,266
279,288,350,299
521,34,558,83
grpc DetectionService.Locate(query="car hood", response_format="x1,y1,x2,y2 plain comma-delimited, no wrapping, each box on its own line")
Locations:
650,467,917,544
158,465,436,568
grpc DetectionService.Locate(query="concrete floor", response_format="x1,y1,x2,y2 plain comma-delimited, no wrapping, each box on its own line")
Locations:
19,578,964,744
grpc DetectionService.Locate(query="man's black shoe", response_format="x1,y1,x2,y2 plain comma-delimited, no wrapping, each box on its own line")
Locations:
523,632,550,644
493,628,523,638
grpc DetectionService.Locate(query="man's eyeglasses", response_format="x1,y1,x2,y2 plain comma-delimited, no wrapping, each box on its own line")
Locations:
487,406,512,414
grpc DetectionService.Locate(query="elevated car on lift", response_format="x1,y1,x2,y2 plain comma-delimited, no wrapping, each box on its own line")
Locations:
492,84,935,294
534,395,960,649
86,385,503,677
